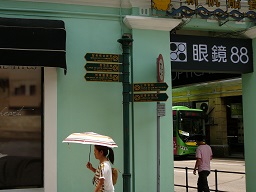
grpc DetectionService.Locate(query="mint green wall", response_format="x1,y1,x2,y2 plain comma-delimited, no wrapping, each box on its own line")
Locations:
0,1,126,192
0,0,131,18
58,16,174,192
57,18,125,192
242,38,256,192
132,29,173,191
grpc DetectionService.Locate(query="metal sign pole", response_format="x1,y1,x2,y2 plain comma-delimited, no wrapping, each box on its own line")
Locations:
157,100,160,192
118,35,133,192
156,54,165,192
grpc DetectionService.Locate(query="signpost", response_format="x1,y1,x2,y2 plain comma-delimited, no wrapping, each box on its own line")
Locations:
132,93,168,102
84,49,169,192
156,54,165,192
118,36,133,192
133,82,168,92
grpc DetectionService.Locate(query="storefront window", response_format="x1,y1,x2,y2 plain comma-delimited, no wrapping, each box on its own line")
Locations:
0,66,43,189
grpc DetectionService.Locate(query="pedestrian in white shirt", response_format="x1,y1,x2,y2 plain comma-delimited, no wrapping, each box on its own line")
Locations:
86,145,115,192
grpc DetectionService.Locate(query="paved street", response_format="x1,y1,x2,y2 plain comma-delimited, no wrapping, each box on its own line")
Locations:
174,158,245,192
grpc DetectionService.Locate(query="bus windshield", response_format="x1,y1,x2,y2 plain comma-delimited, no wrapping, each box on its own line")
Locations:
178,111,204,142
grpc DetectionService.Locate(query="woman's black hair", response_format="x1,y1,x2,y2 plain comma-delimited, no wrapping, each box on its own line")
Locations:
95,145,115,164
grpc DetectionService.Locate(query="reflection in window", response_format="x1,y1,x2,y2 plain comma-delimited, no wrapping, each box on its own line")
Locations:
14,85,26,95
0,66,43,190
30,85,36,96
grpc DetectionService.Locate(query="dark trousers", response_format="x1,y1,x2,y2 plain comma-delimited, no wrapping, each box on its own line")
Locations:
197,170,210,192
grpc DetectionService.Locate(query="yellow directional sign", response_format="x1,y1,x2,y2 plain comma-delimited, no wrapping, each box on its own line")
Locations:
84,53,122,63
84,73,123,82
85,63,122,73
131,93,168,102
133,82,168,92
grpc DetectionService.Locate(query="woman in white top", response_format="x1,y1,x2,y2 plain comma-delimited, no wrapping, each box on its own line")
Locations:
86,145,115,192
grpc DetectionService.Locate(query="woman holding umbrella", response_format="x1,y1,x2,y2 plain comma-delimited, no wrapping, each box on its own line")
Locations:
86,145,115,192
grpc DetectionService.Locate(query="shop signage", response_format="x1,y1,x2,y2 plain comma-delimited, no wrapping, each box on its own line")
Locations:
131,93,168,102
170,34,253,74
172,72,240,88
0,17,67,73
132,83,168,92
152,0,256,22
85,63,122,73
0,66,37,70
152,0,170,11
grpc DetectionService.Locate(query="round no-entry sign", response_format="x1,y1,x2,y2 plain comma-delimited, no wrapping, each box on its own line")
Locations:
157,54,165,83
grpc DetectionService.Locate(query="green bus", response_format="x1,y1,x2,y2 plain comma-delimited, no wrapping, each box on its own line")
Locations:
173,106,205,156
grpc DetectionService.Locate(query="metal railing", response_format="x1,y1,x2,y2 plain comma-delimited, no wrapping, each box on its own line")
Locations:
174,166,245,192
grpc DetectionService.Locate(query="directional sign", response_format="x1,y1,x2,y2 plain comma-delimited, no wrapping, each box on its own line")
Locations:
85,63,123,73
131,93,168,102
85,53,122,63
84,73,123,82
133,82,168,92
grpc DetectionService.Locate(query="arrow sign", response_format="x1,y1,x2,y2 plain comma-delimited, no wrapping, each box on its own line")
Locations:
85,63,123,73
85,53,122,63
131,93,168,102
84,73,123,82
133,82,168,92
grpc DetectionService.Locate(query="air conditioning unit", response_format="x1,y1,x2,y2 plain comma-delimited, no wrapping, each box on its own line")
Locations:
196,102,209,114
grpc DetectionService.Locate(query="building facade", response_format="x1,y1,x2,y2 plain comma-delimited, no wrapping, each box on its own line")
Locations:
0,0,255,192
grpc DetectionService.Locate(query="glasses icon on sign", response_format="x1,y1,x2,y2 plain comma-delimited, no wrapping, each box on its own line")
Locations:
170,42,187,62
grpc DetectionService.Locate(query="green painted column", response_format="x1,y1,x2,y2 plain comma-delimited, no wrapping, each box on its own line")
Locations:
242,38,256,191
132,29,173,192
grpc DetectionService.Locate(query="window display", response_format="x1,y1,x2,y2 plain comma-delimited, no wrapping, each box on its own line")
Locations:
0,66,43,189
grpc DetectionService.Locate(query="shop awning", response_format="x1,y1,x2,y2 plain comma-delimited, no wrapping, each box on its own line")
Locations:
0,17,67,73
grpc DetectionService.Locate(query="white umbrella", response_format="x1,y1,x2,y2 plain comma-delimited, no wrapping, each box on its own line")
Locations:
62,132,118,148
63,132,118,161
